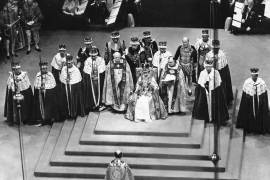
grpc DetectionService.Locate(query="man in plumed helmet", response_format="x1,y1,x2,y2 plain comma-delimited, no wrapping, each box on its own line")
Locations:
4,61,34,126
104,150,134,180
104,31,126,65
59,54,85,120
173,37,197,96
32,61,59,126
125,36,146,86
236,68,270,134
192,58,229,125
153,41,172,81
83,46,106,113
206,39,233,106
103,52,134,112
141,31,158,60
77,36,100,73
51,44,67,84
194,30,212,79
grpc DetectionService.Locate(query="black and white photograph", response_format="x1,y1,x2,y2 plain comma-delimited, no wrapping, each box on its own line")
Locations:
0,0,270,180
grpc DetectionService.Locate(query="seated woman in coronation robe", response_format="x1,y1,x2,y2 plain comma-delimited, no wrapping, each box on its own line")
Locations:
125,63,167,122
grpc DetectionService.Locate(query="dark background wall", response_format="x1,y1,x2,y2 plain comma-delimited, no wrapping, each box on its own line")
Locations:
0,0,229,29
140,0,212,28
36,0,222,29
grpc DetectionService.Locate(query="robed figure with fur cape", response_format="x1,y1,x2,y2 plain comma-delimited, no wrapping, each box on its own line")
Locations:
236,68,270,134
192,59,229,125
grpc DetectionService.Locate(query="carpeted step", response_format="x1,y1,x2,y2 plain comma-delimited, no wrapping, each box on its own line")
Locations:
64,114,229,162
94,110,192,137
34,122,64,177
49,120,226,172
35,166,240,180
79,112,205,148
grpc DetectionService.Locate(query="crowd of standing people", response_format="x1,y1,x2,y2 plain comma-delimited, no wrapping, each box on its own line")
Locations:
4,29,269,134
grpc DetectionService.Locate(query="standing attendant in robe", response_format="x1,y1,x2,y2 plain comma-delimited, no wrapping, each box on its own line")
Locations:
125,36,146,86
59,54,85,120
194,30,212,80
32,61,58,126
76,36,100,73
104,31,125,65
153,41,172,81
125,64,167,122
102,52,134,112
173,37,197,96
4,61,34,125
51,44,67,85
104,150,134,180
206,40,233,106
83,46,106,112
160,57,187,114
140,31,158,60
192,59,229,124
236,68,270,134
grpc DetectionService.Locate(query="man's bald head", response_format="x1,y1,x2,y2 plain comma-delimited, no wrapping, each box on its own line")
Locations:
182,37,190,48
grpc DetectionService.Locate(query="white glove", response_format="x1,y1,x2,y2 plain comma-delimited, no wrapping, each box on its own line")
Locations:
27,20,34,26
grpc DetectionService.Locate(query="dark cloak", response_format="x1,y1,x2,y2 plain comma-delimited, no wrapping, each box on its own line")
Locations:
82,71,105,113
218,64,233,105
58,82,85,120
236,91,270,134
192,85,229,125
4,86,34,125
32,87,59,123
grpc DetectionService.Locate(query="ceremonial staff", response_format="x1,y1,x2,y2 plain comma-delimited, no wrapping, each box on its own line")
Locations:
66,56,72,117
11,53,26,180
7,2,27,179
39,54,45,121
209,0,220,180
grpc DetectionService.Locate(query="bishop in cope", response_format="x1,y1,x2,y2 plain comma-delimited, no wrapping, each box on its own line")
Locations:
102,52,134,112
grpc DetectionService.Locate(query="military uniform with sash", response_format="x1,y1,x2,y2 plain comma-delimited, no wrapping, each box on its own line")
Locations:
173,41,197,94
